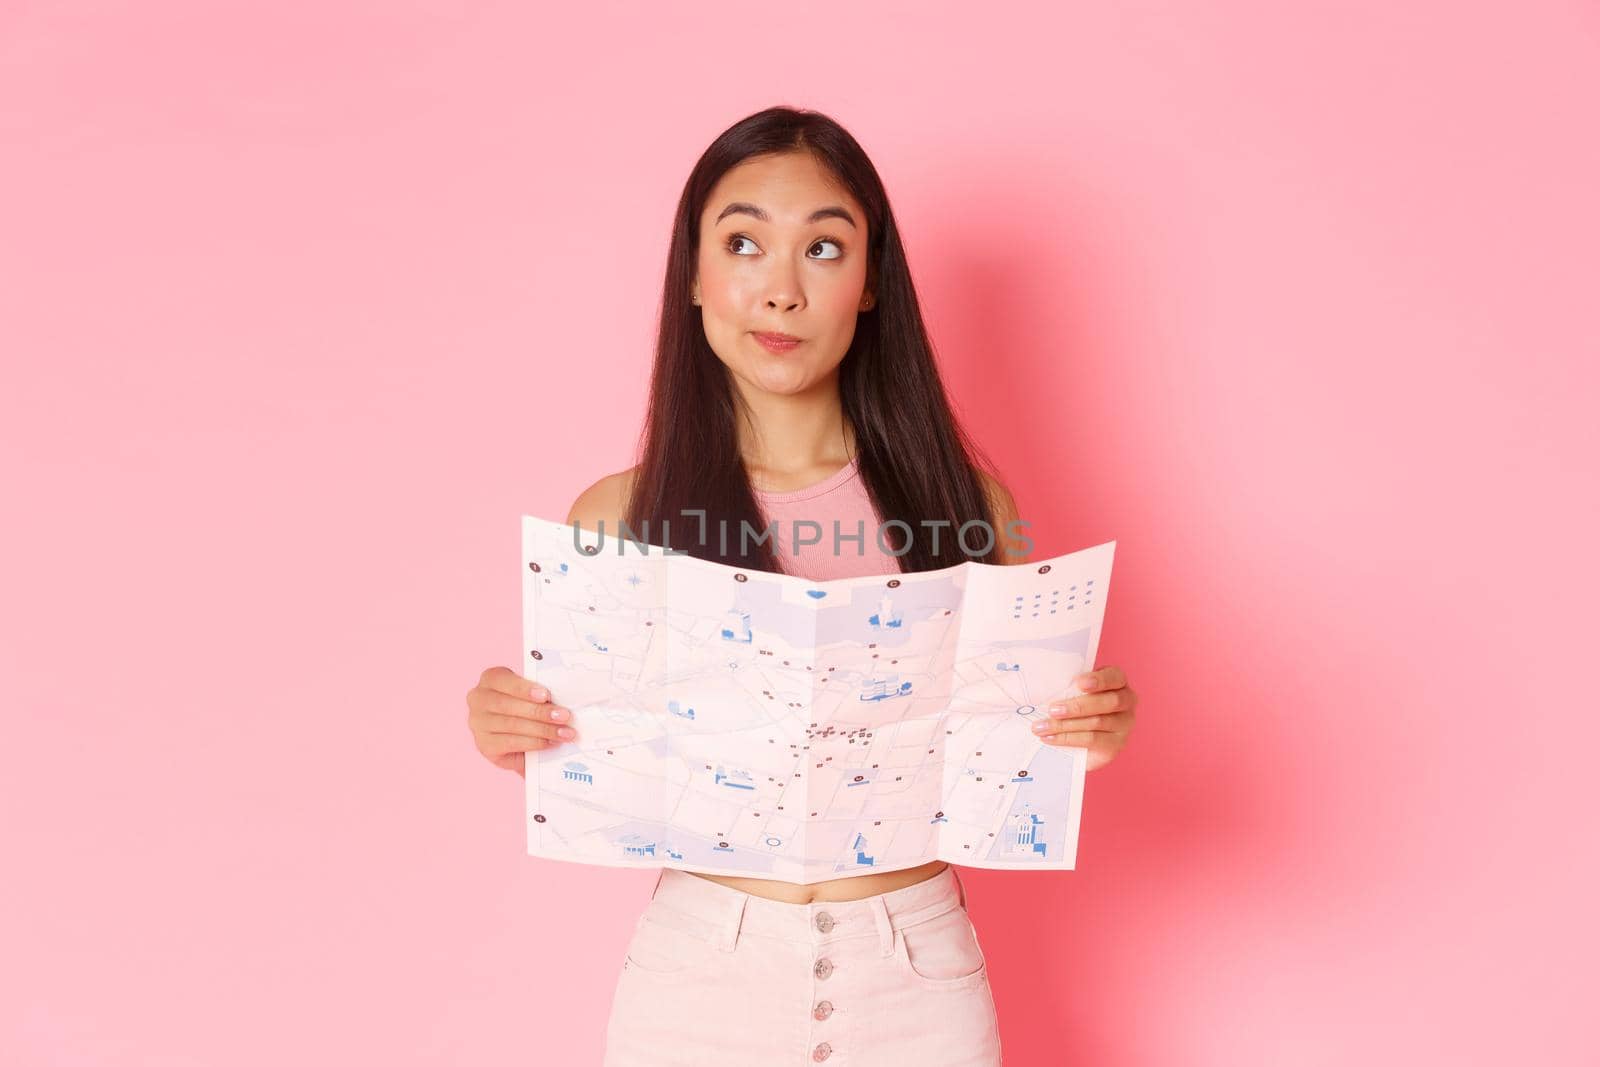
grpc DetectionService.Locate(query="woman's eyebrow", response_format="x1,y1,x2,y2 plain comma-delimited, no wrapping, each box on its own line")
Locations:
714,201,858,229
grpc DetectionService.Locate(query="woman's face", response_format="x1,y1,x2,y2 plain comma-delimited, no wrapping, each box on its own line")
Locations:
693,151,873,399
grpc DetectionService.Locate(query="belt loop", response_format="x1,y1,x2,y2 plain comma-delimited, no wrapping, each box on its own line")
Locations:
721,893,748,953
869,895,894,957
951,864,967,909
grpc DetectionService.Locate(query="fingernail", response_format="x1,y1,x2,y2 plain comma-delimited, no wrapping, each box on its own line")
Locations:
1031,722,1049,733
550,707,568,721
1050,702,1071,717
532,686,549,701
558,726,576,739
1076,676,1095,690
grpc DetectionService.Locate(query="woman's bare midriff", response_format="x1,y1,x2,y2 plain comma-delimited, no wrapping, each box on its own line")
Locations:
685,859,949,904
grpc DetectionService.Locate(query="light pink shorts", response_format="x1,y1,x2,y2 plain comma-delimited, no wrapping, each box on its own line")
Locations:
602,863,1002,1065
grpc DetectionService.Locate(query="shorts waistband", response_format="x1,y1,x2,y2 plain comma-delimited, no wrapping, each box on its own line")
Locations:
644,863,969,957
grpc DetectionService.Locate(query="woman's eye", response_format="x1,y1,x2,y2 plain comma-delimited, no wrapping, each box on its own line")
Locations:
725,234,844,260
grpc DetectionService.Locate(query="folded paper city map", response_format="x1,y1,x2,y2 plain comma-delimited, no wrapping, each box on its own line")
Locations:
522,516,1115,883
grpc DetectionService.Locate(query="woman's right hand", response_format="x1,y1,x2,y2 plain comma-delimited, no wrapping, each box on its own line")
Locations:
465,666,578,777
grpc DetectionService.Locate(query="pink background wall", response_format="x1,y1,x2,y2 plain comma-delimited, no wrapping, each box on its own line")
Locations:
4,3,1596,1064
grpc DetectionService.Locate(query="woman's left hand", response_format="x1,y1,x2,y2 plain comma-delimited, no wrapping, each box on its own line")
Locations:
1032,665,1137,772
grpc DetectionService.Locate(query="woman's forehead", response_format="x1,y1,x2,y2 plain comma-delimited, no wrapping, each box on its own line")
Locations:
704,155,861,226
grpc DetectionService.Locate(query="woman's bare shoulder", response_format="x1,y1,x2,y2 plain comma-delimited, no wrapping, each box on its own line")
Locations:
565,464,641,527
976,468,1030,564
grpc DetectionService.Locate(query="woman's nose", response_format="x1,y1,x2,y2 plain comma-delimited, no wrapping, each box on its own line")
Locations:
762,262,804,310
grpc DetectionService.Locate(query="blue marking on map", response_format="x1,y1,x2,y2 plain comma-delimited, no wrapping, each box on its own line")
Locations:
852,832,875,866
867,593,903,631
858,676,913,702
720,609,753,643
714,764,755,790
619,833,656,857
1009,812,1049,857
667,699,695,720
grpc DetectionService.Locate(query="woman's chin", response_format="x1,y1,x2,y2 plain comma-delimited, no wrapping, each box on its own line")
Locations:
748,363,822,395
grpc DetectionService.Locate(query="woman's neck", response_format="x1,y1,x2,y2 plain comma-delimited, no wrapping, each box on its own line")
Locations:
733,381,857,477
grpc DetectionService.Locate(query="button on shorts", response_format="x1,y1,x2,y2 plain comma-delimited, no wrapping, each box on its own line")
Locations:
602,863,1002,1065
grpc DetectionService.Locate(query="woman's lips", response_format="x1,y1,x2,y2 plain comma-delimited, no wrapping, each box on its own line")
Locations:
753,331,803,353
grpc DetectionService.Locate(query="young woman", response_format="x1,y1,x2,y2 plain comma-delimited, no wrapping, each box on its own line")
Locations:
466,106,1138,1065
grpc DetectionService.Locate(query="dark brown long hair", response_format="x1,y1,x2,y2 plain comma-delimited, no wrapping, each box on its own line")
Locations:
623,105,1005,574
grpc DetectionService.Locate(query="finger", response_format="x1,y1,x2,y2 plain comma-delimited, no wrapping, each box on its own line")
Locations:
485,711,576,742
1030,713,1120,739
1033,710,1133,736
1037,731,1098,748
490,692,571,724
481,666,553,703
1047,691,1120,718
1073,665,1126,693
488,733,560,756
